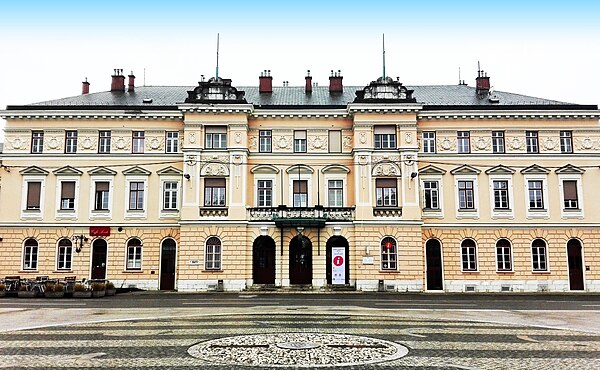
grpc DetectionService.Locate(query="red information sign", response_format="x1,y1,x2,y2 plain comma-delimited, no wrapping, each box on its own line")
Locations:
333,255,344,267
89,226,111,237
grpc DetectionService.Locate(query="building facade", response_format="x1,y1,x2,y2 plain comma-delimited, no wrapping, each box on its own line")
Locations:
1,68,599,292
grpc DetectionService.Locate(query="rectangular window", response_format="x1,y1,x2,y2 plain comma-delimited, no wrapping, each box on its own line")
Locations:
60,181,76,210
375,178,397,207
65,130,78,153
205,242,222,270
328,180,343,207
23,244,38,270
259,130,272,153
423,132,436,153
31,131,44,154
129,182,144,210
205,126,227,149
526,131,539,153
560,131,573,153
26,182,41,210
204,178,226,206
563,180,578,209
94,182,110,211
163,181,178,210
293,180,308,207
99,131,111,154
165,132,179,153
458,180,474,210
132,131,145,153
328,130,342,153
257,180,273,207
493,180,509,209
423,181,439,209
492,131,505,154
374,126,396,149
294,130,307,153
528,180,544,209
127,245,142,270
457,131,470,153
496,243,512,271
57,243,72,270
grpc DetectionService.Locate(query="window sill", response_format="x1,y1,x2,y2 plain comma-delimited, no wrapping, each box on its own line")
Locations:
19,270,39,273
203,269,223,273
496,270,514,274
123,270,143,273
532,270,551,274
53,270,73,273
461,270,479,274
379,270,399,273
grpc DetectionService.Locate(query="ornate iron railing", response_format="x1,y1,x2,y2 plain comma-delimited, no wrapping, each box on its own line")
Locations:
248,206,355,223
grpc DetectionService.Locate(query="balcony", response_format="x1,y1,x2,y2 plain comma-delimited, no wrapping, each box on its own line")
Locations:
248,206,355,227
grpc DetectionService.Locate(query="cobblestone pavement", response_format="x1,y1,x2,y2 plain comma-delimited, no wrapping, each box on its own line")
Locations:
0,312,599,369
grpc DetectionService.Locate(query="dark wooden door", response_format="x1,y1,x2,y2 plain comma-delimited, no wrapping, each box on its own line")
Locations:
289,236,312,285
567,240,584,290
91,240,107,280
160,239,177,290
253,236,276,284
426,239,443,290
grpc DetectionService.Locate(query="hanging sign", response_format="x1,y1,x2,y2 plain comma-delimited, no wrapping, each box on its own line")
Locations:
332,247,346,285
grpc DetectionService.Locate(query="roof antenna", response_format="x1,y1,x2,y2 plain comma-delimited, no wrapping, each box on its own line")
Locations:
143,68,146,86
382,33,386,79
458,67,461,85
215,33,220,80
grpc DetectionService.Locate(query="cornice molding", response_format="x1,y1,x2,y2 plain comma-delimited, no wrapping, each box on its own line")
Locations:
419,110,600,120
252,109,349,119
0,110,182,120
178,103,253,114
348,103,422,114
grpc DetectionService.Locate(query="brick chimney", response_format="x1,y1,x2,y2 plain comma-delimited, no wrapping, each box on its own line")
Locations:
128,72,135,92
305,70,312,94
111,69,125,92
475,64,490,97
329,70,343,93
82,78,90,95
259,70,272,93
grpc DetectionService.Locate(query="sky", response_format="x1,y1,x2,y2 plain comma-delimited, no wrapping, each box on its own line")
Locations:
1,0,599,142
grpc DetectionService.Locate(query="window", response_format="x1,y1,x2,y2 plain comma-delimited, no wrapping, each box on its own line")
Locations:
204,178,226,206
496,239,512,271
423,132,436,153
328,130,342,153
374,126,396,149
526,131,539,153
132,131,145,153
375,178,397,207
129,182,145,210
23,239,38,270
126,238,142,270
257,180,273,207
457,180,474,210
65,130,77,153
293,180,308,207
94,182,110,210
294,130,307,153
205,236,222,270
562,180,578,209
163,181,178,210
328,180,343,207
165,132,179,153
205,127,227,149
380,237,397,270
31,131,44,154
26,182,42,210
423,181,439,209
493,180,509,209
492,131,505,154
457,131,470,153
99,131,111,154
259,130,272,153
560,131,573,153
531,239,548,272
57,239,73,270
461,239,477,271
528,180,544,209
60,181,76,210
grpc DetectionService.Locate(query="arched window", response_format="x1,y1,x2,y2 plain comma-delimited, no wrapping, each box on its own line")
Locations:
57,238,73,270
496,239,512,271
126,238,142,270
205,237,222,270
531,239,548,272
380,237,397,270
23,238,39,270
461,239,477,271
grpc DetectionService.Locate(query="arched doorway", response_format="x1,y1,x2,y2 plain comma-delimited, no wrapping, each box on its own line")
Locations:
289,235,312,285
326,236,350,285
160,238,177,290
425,239,443,290
253,236,276,284
91,239,107,280
567,239,584,290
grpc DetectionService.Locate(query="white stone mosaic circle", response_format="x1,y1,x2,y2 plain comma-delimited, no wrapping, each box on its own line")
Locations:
187,332,409,367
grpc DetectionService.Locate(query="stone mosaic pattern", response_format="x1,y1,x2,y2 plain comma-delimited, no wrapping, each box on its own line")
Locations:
0,314,599,369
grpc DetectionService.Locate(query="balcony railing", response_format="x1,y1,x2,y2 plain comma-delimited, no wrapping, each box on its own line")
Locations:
248,206,355,226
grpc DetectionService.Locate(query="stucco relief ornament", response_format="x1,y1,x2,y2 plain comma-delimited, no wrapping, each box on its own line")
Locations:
405,132,413,144
543,137,557,151
204,163,228,176
249,136,257,149
440,137,455,151
309,136,325,150
373,163,400,176
147,137,162,150
235,132,242,144
510,137,523,150
579,137,594,150
276,136,292,149
115,137,129,150
81,137,95,150
343,136,352,149
475,137,490,150
188,132,196,144
47,137,60,150
359,132,367,144
9,137,25,150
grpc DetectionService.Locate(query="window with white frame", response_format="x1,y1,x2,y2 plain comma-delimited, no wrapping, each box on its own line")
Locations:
374,126,396,149
259,130,272,153
31,131,44,154
98,131,111,154
328,130,342,153
423,180,439,210
205,126,227,149
376,178,397,207
457,180,474,210
59,181,76,210
496,238,512,271
126,238,142,270
165,131,179,153
562,180,578,209
26,181,42,210
492,131,505,154
527,180,544,209
294,130,307,153
461,239,477,271
380,237,397,270
65,130,78,153
163,181,178,210
526,131,539,153
204,178,226,206
457,131,470,153
492,180,510,209
328,180,343,207
257,180,273,207
94,181,110,211
128,182,145,210
422,131,436,153
132,131,145,153
560,131,573,153
23,238,38,270
57,239,73,270
205,236,222,270
293,180,308,207
531,238,548,272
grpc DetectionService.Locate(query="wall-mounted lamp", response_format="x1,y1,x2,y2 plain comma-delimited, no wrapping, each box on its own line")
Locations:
184,173,191,180
117,227,124,232
72,234,89,253
410,171,418,179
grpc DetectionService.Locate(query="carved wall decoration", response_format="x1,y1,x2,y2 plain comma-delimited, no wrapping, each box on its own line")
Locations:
576,137,598,151
7,137,27,150
343,136,352,149
249,136,257,149
405,132,413,144
439,137,456,151
185,155,198,166
359,132,367,144
276,136,292,150
309,136,326,150
542,137,557,151
146,137,164,151
372,162,401,177
474,137,490,151
235,132,242,144
206,154,229,163
417,139,422,150
201,163,230,177
188,132,196,144
80,137,97,150
509,137,524,150
46,137,62,150
114,137,131,150
373,155,400,164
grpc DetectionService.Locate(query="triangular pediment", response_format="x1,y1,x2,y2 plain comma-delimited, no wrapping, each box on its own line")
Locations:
157,166,183,176
19,166,49,176
419,165,447,175
122,166,151,176
555,164,585,174
251,164,280,174
485,164,515,175
321,164,350,174
88,166,117,176
450,164,481,175
53,165,83,176
286,164,314,174
520,164,550,174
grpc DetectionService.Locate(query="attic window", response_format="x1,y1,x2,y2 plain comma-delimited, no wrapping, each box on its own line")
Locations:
142,98,153,104
489,96,500,104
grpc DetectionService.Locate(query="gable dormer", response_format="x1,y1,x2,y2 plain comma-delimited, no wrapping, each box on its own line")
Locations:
185,77,246,103
354,76,416,103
